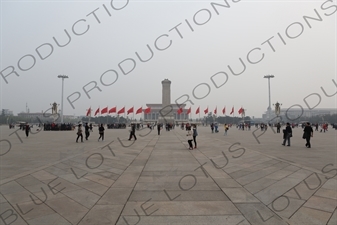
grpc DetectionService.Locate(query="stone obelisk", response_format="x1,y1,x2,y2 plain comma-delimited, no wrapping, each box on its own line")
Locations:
160,79,174,123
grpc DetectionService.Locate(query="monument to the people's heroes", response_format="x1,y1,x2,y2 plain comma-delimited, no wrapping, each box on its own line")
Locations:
144,79,188,123
158,79,175,123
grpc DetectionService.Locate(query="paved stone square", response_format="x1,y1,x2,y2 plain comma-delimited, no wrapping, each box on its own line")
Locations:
0,125,336,224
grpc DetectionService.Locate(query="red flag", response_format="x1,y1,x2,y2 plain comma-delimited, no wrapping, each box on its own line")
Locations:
127,107,134,115
86,107,91,117
222,106,226,115
238,107,244,114
144,107,151,114
117,107,125,114
94,107,100,116
136,107,142,114
109,106,116,114
204,107,208,114
195,107,200,114
230,106,234,115
101,106,108,114
177,108,183,115
186,107,191,115
214,107,217,115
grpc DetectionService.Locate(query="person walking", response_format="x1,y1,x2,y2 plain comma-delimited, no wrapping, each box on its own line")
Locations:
224,124,228,136
98,124,105,141
85,123,90,140
282,122,292,146
276,123,281,133
211,123,214,133
315,123,319,131
192,124,198,149
157,123,161,135
128,123,137,141
186,126,193,150
215,123,219,133
303,122,313,148
76,124,83,143
25,124,30,137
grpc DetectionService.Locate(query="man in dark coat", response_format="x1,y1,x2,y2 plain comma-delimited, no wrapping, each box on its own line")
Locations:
128,124,137,141
276,123,281,133
25,124,30,137
157,123,161,135
85,123,90,140
282,123,292,146
303,122,313,148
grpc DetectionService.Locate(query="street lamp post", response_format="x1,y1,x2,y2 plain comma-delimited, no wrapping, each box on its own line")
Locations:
264,75,274,122
57,75,69,123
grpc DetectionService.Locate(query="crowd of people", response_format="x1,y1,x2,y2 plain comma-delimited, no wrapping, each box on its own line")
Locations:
106,123,127,129
44,123,74,131
71,120,334,148
75,123,138,143
203,121,331,149
8,119,334,150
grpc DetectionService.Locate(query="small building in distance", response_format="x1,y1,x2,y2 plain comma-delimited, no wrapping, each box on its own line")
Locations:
18,112,52,121
262,108,337,121
1,109,13,116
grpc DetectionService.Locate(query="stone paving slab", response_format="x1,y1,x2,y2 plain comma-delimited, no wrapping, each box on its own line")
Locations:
244,177,278,194
288,206,332,225
116,215,250,225
235,203,288,225
328,209,337,225
0,125,336,224
121,201,241,216
78,205,124,225
128,190,229,201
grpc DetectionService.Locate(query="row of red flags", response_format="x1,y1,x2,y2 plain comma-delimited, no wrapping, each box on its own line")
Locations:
86,106,151,117
179,106,244,115
86,106,244,117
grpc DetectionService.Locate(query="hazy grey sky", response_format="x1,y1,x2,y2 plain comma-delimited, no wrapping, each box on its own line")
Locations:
1,0,336,118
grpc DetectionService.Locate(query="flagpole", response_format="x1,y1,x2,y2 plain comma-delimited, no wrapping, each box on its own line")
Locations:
106,106,108,124
141,106,143,125
124,106,126,124
223,106,225,124
232,106,234,125
88,106,91,124
215,106,217,123
98,106,100,124
190,107,192,122
189,107,192,122
233,108,234,125
198,106,200,125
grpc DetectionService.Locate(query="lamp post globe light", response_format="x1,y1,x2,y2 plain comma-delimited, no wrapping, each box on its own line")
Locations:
57,75,69,123
264,75,274,122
